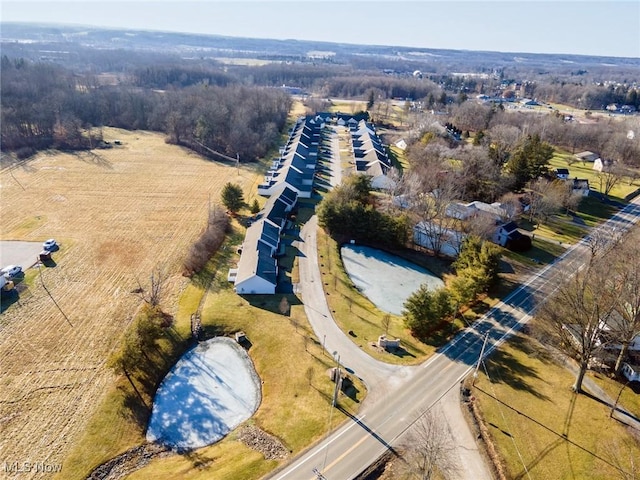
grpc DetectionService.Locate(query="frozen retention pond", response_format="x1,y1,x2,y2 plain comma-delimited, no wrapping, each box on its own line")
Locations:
147,337,261,450
341,244,444,316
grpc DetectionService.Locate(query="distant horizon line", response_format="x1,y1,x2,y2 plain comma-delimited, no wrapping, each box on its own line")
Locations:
2,20,639,61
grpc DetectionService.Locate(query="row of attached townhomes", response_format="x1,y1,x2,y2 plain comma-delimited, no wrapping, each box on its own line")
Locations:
233,113,396,294
232,116,322,294
257,116,323,198
348,119,394,190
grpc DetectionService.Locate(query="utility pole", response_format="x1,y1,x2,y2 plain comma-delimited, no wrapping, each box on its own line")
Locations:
472,332,489,387
332,352,342,407
236,152,240,175
312,468,327,479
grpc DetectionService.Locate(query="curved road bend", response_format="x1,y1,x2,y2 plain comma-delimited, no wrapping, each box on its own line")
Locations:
270,196,640,480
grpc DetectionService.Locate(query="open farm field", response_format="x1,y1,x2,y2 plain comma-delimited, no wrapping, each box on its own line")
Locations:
0,128,258,477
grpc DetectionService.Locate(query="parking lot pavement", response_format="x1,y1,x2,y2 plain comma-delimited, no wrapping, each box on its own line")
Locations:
0,241,46,271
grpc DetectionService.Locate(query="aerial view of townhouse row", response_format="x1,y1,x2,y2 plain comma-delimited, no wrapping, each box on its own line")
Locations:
1,19,640,480
231,113,393,295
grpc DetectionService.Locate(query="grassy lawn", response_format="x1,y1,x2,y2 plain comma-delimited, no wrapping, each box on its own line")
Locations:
315,227,464,364
577,195,620,223
500,237,567,268
518,215,587,245
65,215,365,480
388,144,409,172
549,149,640,202
328,99,367,115
472,333,640,480
127,441,273,480
516,194,620,247
587,371,640,419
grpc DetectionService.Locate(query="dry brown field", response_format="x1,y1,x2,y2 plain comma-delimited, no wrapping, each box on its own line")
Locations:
0,128,259,477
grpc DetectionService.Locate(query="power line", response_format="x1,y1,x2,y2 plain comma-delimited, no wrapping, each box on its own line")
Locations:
479,358,532,480
38,263,73,328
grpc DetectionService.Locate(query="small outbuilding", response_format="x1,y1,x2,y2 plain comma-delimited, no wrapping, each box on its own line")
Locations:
377,334,401,351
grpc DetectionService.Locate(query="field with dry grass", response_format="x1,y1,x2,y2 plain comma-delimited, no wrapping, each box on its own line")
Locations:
0,128,259,477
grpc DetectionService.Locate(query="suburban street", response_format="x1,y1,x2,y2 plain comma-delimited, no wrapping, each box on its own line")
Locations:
270,161,640,480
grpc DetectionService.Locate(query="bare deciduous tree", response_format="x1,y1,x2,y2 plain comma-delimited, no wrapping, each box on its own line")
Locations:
134,265,168,308
406,165,460,257
498,192,523,221
401,408,459,480
381,314,391,336
525,178,564,226
597,163,626,197
539,238,623,392
609,232,640,375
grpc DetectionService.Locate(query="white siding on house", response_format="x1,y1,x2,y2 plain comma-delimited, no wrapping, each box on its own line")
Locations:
413,222,464,258
621,363,640,383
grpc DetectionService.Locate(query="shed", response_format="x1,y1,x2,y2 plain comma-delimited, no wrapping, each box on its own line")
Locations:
377,334,401,351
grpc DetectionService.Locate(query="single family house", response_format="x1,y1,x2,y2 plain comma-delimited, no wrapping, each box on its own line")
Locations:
555,168,570,180
494,221,532,251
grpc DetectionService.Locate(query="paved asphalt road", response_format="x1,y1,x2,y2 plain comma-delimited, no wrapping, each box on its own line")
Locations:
269,195,640,480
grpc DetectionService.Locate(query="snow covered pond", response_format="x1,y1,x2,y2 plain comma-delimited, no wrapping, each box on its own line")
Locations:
147,337,261,450
341,244,444,316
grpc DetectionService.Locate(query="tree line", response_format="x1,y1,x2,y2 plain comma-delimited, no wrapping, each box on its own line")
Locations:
0,56,291,161
415,101,640,168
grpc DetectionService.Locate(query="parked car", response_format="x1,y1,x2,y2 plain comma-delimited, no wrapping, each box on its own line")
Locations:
43,238,58,251
1,265,23,278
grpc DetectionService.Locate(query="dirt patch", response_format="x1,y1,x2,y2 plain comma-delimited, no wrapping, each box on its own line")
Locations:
0,128,258,478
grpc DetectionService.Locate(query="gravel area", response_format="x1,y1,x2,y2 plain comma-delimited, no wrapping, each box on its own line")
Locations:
238,424,289,460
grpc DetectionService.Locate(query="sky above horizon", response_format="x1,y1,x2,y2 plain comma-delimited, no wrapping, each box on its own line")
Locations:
2,1,639,58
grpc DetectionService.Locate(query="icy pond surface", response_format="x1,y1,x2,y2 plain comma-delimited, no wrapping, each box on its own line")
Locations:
340,244,444,316
147,337,261,449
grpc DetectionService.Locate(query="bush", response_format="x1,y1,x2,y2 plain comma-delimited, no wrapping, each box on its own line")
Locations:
403,286,453,338
183,204,230,276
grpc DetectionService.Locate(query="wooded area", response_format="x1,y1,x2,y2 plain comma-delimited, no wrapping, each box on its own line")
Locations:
2,22,639,168
0,56,291,161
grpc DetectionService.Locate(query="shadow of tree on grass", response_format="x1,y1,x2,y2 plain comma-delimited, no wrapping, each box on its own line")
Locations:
483,334,551,400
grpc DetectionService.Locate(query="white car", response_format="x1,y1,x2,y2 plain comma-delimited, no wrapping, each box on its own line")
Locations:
1,265,22,278
43,238,58,250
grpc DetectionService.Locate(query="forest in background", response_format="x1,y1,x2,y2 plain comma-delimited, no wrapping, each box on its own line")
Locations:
1,22,639,164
